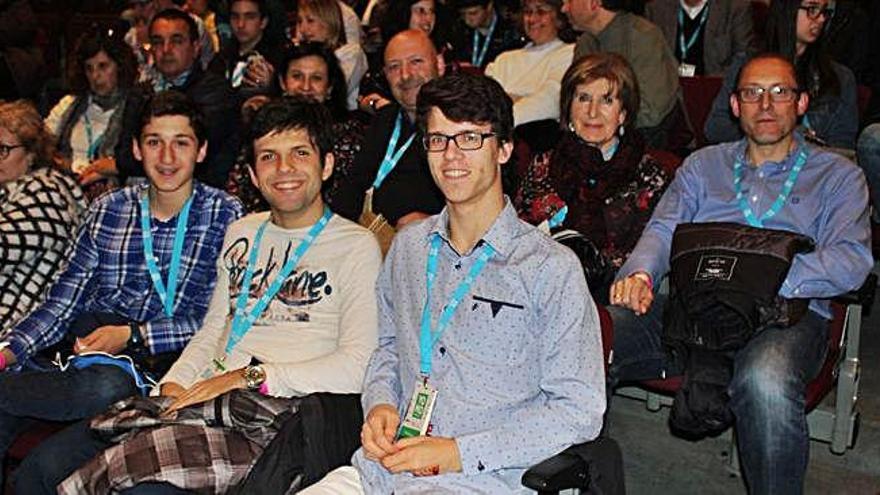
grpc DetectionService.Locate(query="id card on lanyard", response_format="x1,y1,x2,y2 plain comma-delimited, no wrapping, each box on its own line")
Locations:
140,191,194,318
211,208,333,374
398,234,495,439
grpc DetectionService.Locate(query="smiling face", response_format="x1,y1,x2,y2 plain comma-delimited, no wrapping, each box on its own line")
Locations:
384,31,443,116
84,50,120,97
281,55,331,102
409,0,437,33
522,0,560,45
568,77,626,152
249,127,334,228
730,57,808,148
425,107,511,210
134,114,205,201
0,126,31,185
297,8,332,44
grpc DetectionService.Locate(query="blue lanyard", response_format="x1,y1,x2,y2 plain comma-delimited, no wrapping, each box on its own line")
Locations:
373,112,415,190
733,144,808,228
471,12,497,67
419,234,495,376
139,191,194,317
226,208,333,354
547,205,568,229
83,113,103,161
677,3,710,60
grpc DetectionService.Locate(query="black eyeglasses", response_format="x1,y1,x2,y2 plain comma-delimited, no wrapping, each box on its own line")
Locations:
422,131,497,152
735,85,800,104
798,4,834,20
0,143,25,160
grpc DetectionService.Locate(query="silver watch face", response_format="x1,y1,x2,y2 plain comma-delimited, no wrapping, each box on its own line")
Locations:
245,365,265,388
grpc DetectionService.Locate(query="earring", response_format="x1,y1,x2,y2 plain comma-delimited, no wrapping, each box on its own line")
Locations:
568,122,576,133
618,125,625,137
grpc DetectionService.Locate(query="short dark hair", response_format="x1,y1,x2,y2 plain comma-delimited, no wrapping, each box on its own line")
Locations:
70,27,138,93
138,90,207,145
150,8,199,42
280,42,348,120
416,73,514,143
230,0,267,18
246,95,335,168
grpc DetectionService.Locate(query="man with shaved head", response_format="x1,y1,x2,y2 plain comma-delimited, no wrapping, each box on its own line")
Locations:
606,54,872,494
333,30,446,231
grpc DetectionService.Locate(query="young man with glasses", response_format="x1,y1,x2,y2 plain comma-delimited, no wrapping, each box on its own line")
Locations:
607,54,872,494
301,73,605,493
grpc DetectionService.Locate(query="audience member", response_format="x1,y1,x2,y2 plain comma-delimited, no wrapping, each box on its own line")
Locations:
0,0,46,100
451,0,524,69
607,54,872,495
209,0,287,101
515,53,670,303
332,30,446,246
485,0,574,126
45,29,139,200
297,0,369,110
302,71,604,494
37,96,381,495
4,91,244,494
646,0,758,77
227,43,368,212
563,0,684,150
704,0,858,150
185,0,229,53
114,8,240,189
0,101,87,337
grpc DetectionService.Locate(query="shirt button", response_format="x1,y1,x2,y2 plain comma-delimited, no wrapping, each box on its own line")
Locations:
477,461,485,472
758,172,764,178
454,262,462,270
439,346,446,355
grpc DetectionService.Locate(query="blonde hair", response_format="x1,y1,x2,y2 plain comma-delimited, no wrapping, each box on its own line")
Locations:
0,100,57,170
299,0,346,48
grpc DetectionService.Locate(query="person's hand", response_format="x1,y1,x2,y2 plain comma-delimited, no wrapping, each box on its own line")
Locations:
160,382,186,398
79,157,118,185
74,325,131,354
381,436,462,475
358,93,391,114
361,403,400,461
395,211,430,229
161,370,247,417
609,272,654,315
243,55,275,88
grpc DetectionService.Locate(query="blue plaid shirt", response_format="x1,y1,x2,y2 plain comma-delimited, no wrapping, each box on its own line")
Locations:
6,182,244,363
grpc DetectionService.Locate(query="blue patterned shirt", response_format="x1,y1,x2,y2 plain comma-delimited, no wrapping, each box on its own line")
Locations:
5,181,244,363
353,200,606,493
619,139,874,318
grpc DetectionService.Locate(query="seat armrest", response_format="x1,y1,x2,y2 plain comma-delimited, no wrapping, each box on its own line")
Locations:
521,445,589,492
832,273,877,313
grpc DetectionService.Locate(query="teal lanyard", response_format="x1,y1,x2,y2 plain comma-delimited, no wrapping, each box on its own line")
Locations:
373,112,415,190
139,192,194,317
547,205,568,229
226,208,333,354
83,113,103,161
733,144,808,228
419,234,495,376
677,3,710,60
471,13,497,67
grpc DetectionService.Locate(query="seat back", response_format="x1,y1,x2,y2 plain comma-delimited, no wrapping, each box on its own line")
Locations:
679,76,723,148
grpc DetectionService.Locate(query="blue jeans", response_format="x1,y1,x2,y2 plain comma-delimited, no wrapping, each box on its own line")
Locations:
857,123,880,213
0,365,138,492
607,297,828,495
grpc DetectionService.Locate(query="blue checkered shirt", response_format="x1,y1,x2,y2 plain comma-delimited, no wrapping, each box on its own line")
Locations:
5,181,244,362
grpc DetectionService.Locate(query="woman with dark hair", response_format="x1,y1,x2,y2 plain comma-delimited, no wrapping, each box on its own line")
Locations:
0,100,87,336
226,42,367,212
515,53,670,303
704,0,858,150
45,28,139,199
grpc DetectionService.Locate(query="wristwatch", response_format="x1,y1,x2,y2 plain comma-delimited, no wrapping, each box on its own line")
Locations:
243,364,266,389
127,322,145,350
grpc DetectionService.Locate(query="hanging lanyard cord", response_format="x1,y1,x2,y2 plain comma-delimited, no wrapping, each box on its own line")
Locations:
372,112,416,190
733,142,808,228
677,3,710,60
471,12,498,67
140,191,194,317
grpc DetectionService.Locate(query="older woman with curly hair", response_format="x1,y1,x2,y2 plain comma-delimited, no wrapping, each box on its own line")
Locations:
44,28,139,199
0,100,87,336
515,52,671,302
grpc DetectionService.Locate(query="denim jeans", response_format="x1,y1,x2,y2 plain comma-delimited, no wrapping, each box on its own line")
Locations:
0,365,137,492
857,123,880,213
607,297,829,495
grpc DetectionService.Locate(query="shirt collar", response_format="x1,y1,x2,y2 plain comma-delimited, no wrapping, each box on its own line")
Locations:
680,0,708,19
425,197,522,259
154,68,193,92
735,136,811,172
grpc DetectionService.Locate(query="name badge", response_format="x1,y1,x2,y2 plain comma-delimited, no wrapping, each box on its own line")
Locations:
678,63,697,78
397,378,438,439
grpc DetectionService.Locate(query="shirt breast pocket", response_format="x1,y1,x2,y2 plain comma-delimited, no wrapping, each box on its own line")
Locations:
444,294,531,367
